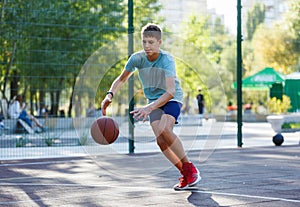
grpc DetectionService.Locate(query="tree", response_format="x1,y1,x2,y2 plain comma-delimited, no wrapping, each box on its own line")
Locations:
246,3,265,41
174,14,234,113
0,0,125,116
284,0,300,70
244,0,300,75
250,25,298,74
133,0,163,30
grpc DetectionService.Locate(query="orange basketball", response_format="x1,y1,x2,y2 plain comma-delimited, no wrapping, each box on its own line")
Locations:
90,117,119,145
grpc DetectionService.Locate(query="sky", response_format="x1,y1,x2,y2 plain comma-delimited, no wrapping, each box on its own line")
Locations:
207,0,237,34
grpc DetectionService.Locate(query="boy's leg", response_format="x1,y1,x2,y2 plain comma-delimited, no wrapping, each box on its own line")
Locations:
151,115,189,170
151,114,201,190
151,116,188,171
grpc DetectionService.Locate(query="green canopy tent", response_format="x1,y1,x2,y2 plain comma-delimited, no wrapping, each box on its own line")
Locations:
232,67,286,90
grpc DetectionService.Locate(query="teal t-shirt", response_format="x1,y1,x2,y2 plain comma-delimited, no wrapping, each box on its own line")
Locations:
125,49,183,103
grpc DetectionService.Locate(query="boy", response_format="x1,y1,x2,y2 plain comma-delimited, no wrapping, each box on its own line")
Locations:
101,23,201,190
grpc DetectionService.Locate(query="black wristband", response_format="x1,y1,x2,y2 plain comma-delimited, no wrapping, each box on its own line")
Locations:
106,91,114,98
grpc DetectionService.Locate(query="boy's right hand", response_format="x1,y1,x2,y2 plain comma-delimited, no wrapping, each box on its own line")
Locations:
101,96,112,116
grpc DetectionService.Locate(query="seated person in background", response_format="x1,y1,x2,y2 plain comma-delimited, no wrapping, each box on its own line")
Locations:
244,102,253,114
8,95,45,132
227,101,237,115
40,105,49,118
0,113,8,129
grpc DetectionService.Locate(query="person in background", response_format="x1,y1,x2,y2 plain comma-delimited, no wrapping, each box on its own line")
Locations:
8,95,45,132
227,101,237,115
244,102,253,114
41,105,49,118
196,87,205,125
0,113,8,129
196,87,205,115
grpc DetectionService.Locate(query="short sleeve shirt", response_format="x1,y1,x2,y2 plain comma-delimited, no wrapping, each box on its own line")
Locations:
8,101,21,119
125,49,183,103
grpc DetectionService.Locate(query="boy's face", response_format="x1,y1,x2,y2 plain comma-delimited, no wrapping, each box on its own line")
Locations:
142,36,162,57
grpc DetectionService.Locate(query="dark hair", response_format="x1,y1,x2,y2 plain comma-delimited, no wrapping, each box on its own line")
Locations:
16,95,23,101
141,23,162,40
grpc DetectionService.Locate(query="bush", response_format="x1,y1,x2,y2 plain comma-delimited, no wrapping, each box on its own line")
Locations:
266,95,291,114
282,122,300,129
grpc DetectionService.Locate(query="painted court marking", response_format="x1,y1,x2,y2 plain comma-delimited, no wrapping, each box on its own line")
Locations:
0,183,299,204
192,189,300,203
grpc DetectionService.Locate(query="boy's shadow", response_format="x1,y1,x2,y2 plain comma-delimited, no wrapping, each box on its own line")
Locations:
187,191,221,207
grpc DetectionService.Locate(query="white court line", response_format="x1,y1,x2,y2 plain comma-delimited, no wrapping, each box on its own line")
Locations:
192,189,300,203
1,183,300,204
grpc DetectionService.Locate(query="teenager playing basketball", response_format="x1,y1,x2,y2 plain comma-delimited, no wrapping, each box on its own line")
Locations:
101,23,201,190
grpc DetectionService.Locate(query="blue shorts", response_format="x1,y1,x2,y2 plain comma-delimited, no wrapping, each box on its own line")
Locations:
149,101,182,124
18,110,32,127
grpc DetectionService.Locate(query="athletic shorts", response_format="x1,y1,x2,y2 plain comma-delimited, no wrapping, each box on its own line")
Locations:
149,101,182,124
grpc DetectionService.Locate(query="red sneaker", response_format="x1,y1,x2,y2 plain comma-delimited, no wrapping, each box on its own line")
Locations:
173,176,188,190
173,162,201,190
182,162,201,186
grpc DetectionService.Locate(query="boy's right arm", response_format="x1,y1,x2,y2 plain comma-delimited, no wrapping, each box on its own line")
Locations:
101,70,132,116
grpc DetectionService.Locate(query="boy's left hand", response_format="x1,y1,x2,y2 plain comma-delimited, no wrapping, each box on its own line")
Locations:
130,106,152,122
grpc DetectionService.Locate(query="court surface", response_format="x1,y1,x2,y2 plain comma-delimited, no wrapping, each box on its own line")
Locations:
1,143,299,206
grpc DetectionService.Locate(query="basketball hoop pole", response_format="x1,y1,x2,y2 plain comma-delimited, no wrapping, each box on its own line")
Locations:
128,0,135,153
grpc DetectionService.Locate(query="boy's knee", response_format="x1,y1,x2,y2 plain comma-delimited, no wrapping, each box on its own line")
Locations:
160,127,173,137
156,136,164,146
156,128,174,145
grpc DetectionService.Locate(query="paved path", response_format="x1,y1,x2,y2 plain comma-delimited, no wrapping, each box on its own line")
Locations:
1,120,299,160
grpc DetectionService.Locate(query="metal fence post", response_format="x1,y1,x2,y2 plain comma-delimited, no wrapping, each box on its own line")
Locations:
237,0,243,147
128,0,135,153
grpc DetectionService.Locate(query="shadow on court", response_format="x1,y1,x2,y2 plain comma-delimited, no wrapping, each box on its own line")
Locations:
188,192,221,207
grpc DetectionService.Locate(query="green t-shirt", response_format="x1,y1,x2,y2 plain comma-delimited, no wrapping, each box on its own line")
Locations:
125,49,183,103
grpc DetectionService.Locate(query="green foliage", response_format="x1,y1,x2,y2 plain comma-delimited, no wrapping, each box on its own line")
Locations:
181,15,213,61
1,0,164,117
0,0,126,115
251,25,298,74
180,14,232,67
282,122,300,129
133,0,163,30
246,3,265,40
177,14,234,113
266,95,291,114
244,0,300,74
285,0,300,70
